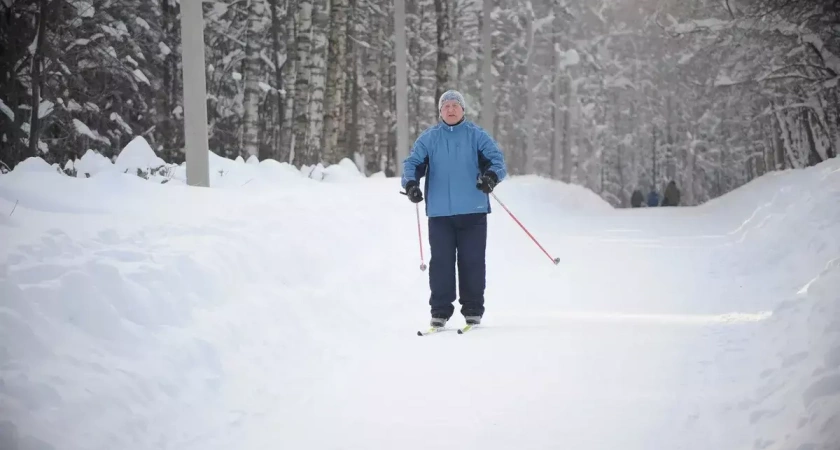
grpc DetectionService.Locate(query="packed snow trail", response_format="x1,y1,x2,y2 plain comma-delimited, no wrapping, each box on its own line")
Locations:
1,152,839,450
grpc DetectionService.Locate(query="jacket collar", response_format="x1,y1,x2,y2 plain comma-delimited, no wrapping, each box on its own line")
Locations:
440,117,466,131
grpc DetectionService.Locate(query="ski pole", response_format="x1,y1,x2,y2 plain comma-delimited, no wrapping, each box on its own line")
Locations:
415,203,427,271
491,192,560,265
399,189,428,271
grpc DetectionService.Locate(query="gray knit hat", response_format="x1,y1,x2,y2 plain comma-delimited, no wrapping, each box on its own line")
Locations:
438,90,465,112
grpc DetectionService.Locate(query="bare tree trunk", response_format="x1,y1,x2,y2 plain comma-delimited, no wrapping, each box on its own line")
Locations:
434,0,451,101
159,0,176,158
522,7,535,174
651,126,658,189
28,0,49,158
614,91,625,205
269,0,287,161
280,0,298,163
551,13,562,180
665,94,675,182
772,108,785,170
480,0,494,130
373,20,390,174
242,0,264,159
324,0,348,163
410,6,423,141
393,0,409,174
346,0,361,167
349,0,370,170
292,0,313,165
816,92,839,159
684,136,697,206
803,109,822,166
835,87,840,157
774,105,796,168
304,0,330,166
561,75,574,183
385,57,397,175
362,10,381,175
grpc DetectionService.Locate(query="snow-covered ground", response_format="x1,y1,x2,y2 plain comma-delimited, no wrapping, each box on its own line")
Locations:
1,138,838,450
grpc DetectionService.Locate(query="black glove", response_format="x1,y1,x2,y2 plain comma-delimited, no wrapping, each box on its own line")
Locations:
476,171,498,194
404,180,423,203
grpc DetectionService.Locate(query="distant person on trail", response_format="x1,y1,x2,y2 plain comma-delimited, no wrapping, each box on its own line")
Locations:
631,189,643,208
661,180,681,206
646,189,659,207
400,89,508,329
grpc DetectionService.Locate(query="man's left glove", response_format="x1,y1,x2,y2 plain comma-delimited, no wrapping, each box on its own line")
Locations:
476,171,498,194
404,180,424,203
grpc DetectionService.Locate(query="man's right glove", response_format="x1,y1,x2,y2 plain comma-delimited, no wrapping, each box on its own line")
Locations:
404,180,423,203
476,171,498,194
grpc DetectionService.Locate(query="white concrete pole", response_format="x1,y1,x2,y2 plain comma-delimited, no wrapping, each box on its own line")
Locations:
180,0,210,187
394,0,409,176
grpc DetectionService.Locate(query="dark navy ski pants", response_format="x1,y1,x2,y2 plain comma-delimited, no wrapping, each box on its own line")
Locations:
428,213,487,319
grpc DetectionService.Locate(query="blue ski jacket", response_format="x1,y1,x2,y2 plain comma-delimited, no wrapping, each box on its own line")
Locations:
401,119,508,218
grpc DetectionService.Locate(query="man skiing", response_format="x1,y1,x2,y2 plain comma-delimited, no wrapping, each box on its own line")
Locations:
401,89,508,329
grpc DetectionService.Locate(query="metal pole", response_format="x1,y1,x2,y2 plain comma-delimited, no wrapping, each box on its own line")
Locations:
180,0,210,187
394,0,409,176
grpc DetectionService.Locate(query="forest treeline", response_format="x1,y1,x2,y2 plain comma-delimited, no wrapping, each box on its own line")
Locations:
1,0,837,206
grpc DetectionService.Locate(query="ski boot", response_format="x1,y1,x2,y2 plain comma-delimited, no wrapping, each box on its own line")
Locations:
464,316,481,325
430,317,448,328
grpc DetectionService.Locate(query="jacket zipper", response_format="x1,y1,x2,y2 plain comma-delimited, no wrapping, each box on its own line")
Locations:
446,133,452,214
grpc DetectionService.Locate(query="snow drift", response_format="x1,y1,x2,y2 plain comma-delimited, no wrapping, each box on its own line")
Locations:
0,138,838,450
742,260,840,450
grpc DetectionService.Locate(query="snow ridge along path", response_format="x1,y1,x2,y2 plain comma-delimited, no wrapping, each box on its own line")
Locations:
1,150,838,450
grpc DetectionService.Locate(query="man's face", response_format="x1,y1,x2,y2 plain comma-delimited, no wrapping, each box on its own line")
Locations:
440,100,464,125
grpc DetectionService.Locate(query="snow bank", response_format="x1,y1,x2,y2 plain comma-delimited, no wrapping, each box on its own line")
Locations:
487,174,613,222
0,148,617,450
301,158,365,183
740,261,840,449
182,151,318,189
697,158,840,307
0,162,405,450
701,158,840,448
257,158,303,178
73,149,114,178
2,146,371,190
113,136,167,176
2,131,838,450
2,135,613,214
698,158,840,226
11,157,58,174
0,165,172,216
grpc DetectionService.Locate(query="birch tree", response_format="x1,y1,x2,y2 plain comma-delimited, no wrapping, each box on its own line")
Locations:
292,0,312,165
267,0,287,162
521,3,535,174
242,0,266,159
394,0,409,173
479,0,494,131
434,0,453,99
303,0,330,166
323,0,348,163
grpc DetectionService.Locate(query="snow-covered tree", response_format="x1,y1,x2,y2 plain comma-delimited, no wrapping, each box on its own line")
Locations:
1,0,835,206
